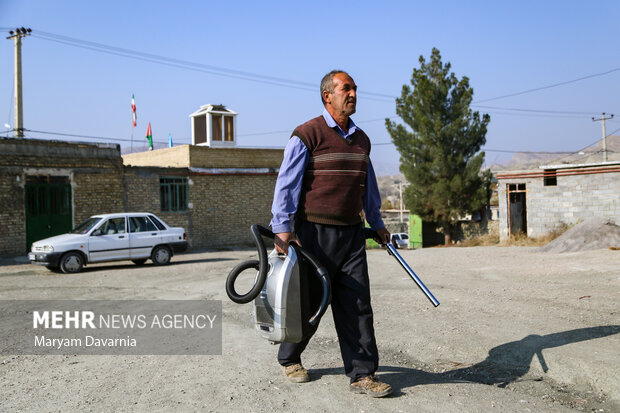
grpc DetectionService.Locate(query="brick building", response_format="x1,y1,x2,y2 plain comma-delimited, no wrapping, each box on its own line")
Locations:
0,138,124,256
122,145,282,248
495,162,620,240
0,137,283,257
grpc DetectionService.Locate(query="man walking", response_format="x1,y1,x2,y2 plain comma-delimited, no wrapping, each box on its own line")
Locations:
270,70,392,397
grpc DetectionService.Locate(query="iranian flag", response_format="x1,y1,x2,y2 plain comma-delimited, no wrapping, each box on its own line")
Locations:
131,94,137,127
146,122,153,150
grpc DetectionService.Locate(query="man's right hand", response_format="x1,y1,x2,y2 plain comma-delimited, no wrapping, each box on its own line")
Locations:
274,232,301,255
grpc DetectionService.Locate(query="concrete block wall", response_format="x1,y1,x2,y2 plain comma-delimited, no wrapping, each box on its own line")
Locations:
498,170,620,240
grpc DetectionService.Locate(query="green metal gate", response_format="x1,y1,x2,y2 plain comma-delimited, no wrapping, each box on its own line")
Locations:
25,176,72,250
409,214,423,249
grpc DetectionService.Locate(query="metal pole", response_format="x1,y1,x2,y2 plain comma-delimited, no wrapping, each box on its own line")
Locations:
386,244,440,307
399,182,403,224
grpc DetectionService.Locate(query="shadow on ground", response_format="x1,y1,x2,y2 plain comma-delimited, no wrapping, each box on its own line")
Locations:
310,325,620,393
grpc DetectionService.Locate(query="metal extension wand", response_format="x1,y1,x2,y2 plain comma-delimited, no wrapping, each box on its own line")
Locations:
386,243,440,307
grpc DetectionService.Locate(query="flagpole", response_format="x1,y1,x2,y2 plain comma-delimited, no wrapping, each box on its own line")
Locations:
131,94,137,153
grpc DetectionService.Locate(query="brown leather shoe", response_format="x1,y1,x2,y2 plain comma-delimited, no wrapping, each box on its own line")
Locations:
350,375,392,397
283,363,310,383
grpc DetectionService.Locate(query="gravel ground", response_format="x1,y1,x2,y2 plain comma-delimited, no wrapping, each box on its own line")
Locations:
0,245,619,413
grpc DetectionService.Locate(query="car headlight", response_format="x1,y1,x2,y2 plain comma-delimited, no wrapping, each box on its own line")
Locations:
40,245,54,252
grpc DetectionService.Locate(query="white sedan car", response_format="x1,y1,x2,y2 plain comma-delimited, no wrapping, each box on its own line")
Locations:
29,212,187,273
391,233,410,249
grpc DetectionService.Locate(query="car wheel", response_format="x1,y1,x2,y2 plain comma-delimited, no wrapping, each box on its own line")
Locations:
132,259,147,266
60,252,84,274
151,246,171,265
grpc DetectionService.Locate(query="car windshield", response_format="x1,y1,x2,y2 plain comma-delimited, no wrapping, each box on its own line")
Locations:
71,217,102,234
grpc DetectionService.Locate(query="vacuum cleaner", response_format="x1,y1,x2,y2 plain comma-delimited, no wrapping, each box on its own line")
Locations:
225,225,439,344
225,224,331,343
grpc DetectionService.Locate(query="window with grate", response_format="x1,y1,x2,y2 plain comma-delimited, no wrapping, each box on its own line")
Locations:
160,177,188,212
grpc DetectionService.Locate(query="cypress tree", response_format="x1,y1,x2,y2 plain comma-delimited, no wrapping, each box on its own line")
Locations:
386,48,491,244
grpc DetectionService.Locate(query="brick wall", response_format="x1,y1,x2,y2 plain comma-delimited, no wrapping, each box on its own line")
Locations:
497,168,620,240
123,167,191,246
190,174,276,248
120,169,277,249
0,138,124,255
73,172,124,225
123,145,283,169
0,139,281,257
0,171,26,255
123,146,190,168
188,147,282,169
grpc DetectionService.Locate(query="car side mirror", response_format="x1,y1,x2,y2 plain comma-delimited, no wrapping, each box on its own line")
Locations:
91,229,103,236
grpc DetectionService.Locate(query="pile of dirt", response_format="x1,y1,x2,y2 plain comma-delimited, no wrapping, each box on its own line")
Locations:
538,217,620,253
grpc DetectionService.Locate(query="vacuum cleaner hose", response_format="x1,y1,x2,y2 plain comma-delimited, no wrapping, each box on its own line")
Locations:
289,244,331,326
225,225,332,326
225,224,272,304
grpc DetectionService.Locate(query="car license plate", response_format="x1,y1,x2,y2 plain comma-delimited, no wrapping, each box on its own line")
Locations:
28,253,35,261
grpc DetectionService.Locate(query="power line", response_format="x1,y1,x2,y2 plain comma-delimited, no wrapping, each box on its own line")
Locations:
372,127,620,158
471,105,600,116
22,128,176,145
474,67,620,104
30,30,396,102
7,126,617,162
18,29,620,115
551,127,620,163
10,28,620,116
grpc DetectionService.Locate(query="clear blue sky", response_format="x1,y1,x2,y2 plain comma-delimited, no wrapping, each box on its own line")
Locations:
1,1,619,175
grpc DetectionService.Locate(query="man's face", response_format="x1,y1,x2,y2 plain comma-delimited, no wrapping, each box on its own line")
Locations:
324,73,357,117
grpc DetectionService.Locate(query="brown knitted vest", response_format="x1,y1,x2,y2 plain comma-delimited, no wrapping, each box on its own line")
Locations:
292,115,371,226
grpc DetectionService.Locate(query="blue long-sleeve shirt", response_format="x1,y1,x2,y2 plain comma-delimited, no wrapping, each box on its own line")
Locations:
270,109,385,233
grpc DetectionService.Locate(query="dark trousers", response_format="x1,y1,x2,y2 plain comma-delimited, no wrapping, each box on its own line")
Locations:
278,220,379,382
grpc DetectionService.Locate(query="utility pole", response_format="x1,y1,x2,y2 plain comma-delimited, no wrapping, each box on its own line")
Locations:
399,182,403,224
592,112,614,162
6,27,31,138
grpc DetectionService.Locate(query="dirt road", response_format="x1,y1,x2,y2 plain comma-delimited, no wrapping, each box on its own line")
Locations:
1,246,618,412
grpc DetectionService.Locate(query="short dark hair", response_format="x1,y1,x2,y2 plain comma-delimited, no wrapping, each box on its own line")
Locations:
320,70,348,105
